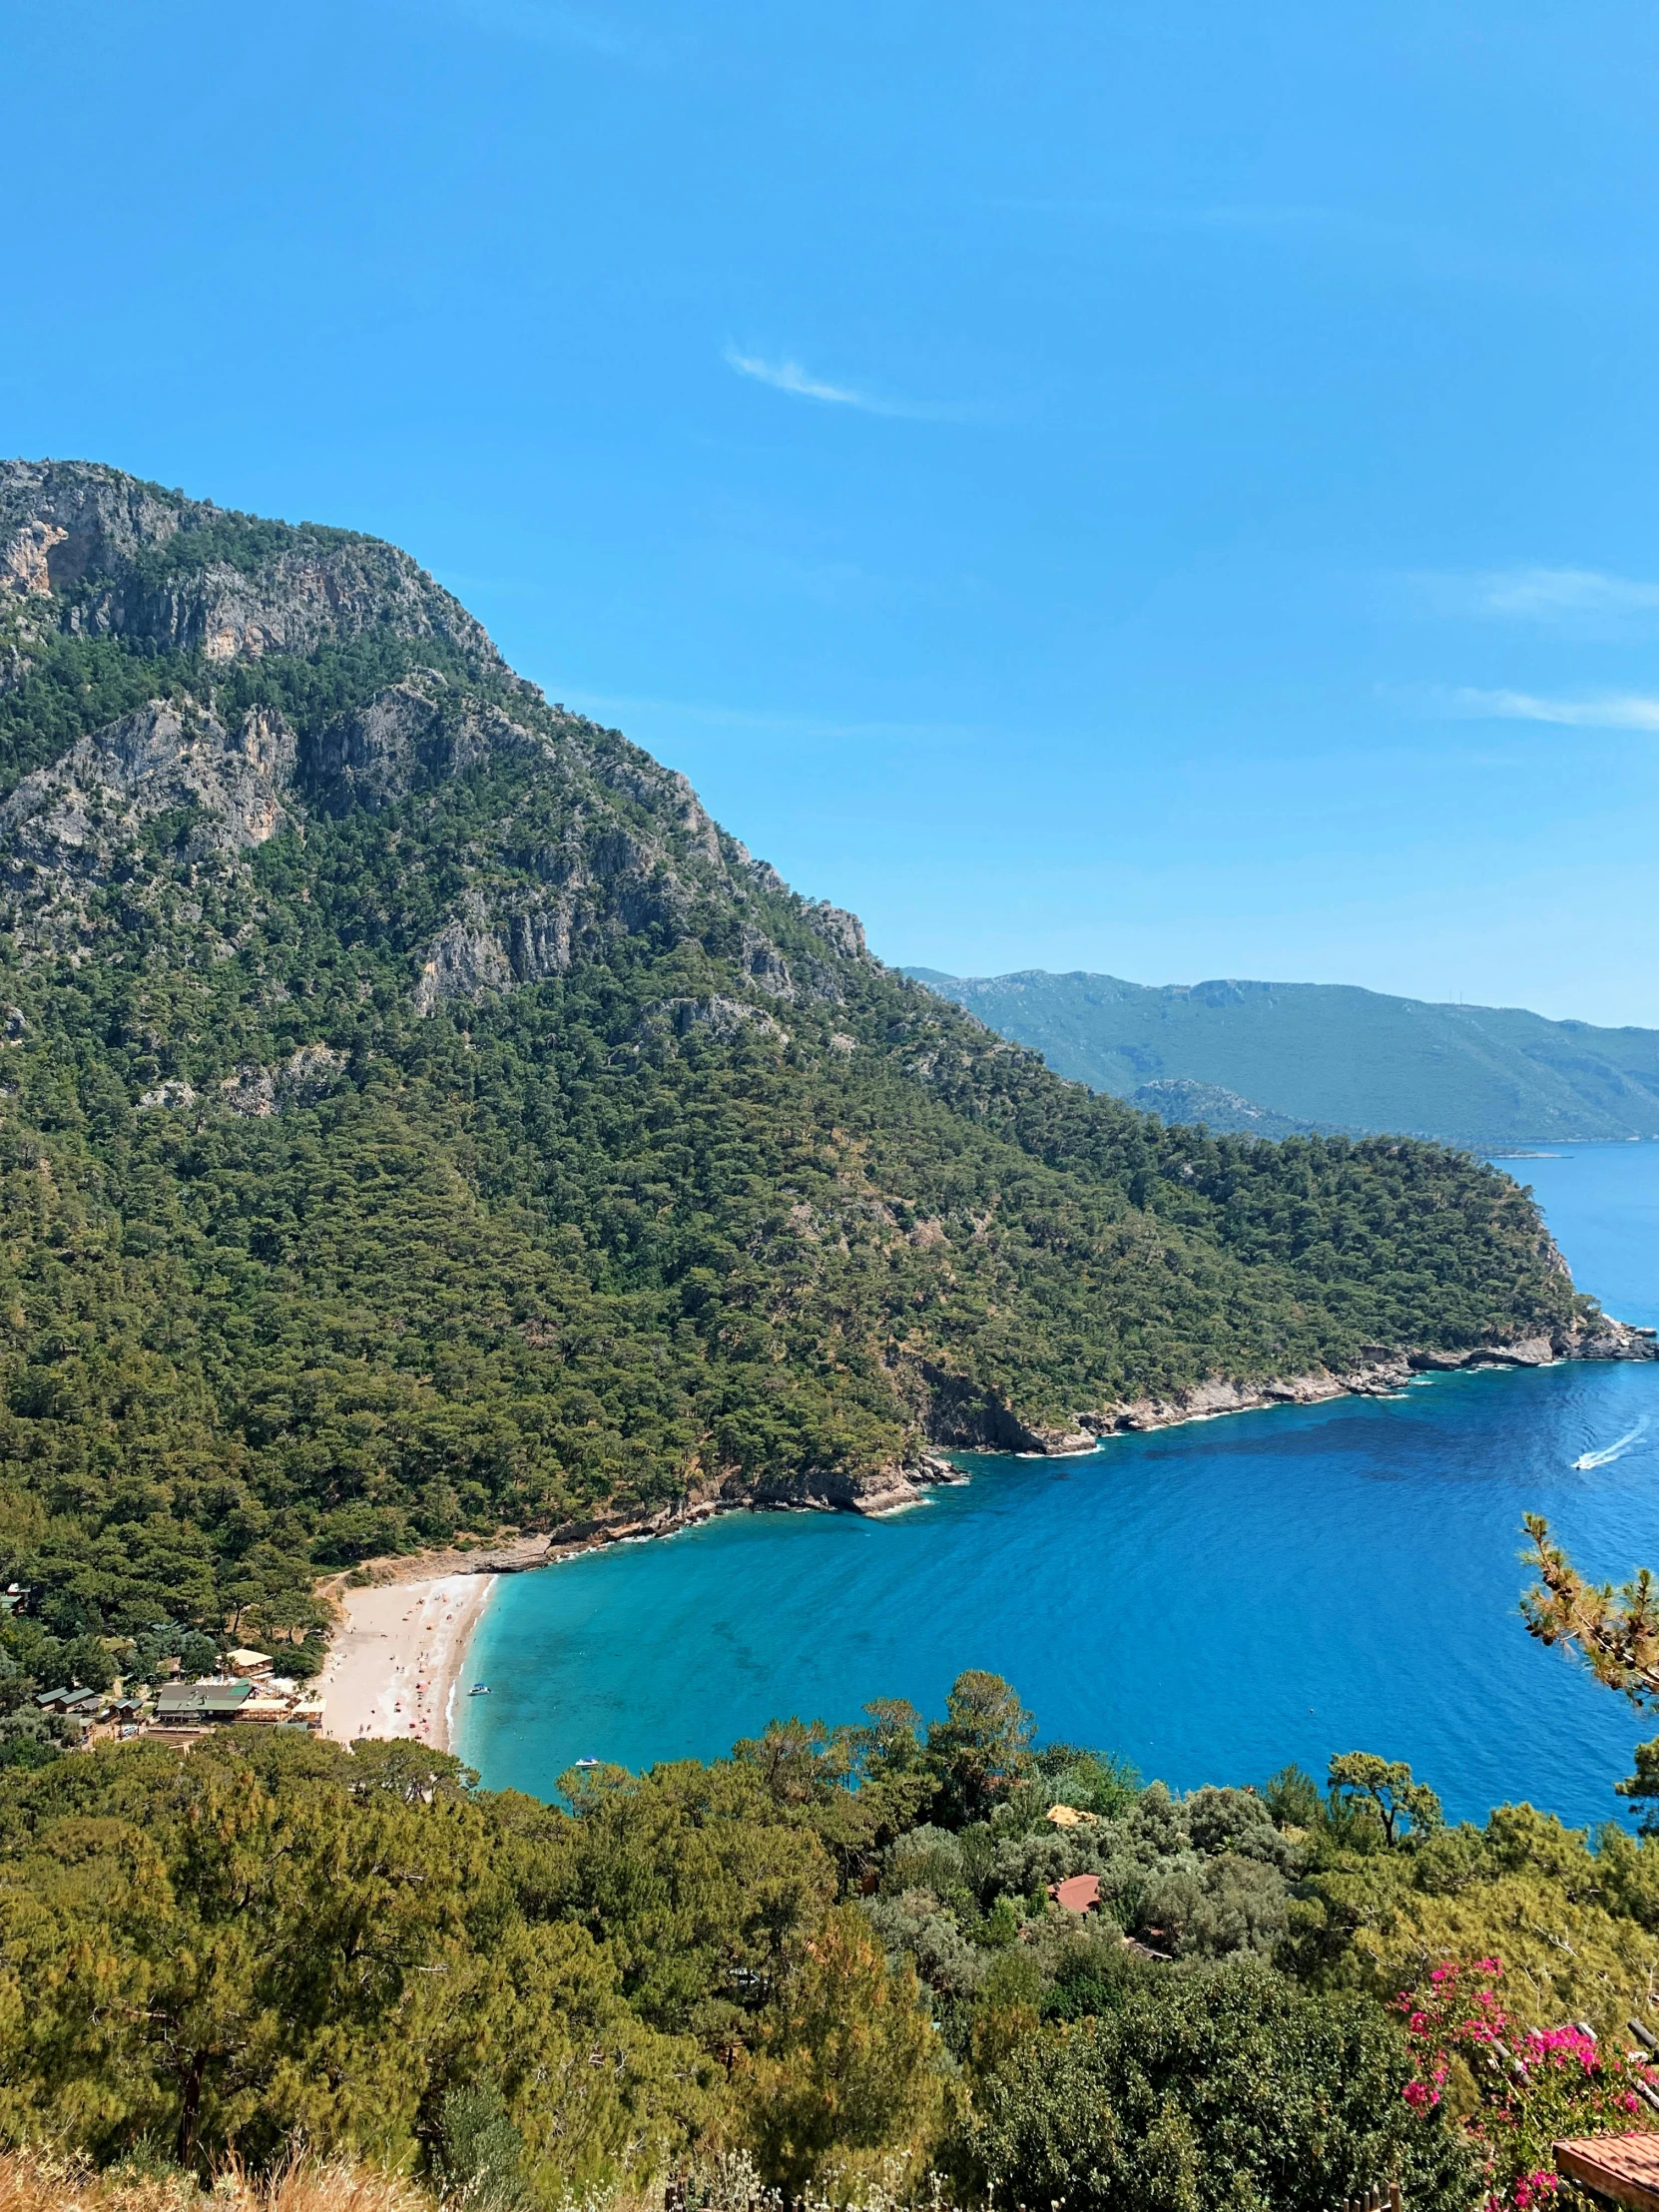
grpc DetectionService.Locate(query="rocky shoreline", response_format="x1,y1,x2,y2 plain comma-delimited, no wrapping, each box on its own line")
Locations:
330,1316,1658,1594
973,1313,1655,1456
1006,1313,1659,1456
335,1450,972,1591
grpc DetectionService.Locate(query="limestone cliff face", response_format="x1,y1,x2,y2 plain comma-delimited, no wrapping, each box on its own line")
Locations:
0,697,294,945
220,1044,349,1117
0,459,494,667
0,462,868,1015
296,680,538,807
0,462,188,590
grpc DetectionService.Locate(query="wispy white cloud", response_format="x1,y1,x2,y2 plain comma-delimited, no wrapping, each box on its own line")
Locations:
1440,686,1659,732
725,351,876,408
1479,567,1659,619
1415,565,1659,624
723,347,977,422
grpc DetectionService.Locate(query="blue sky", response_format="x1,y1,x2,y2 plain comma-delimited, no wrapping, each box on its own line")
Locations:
6,0,1659,1021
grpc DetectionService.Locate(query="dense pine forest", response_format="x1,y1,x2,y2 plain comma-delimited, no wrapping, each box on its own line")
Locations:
0,461,1591,1662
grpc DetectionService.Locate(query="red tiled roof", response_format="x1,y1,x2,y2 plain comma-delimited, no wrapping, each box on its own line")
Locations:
1556,2132,1659,2211
1053,1874,1100,1914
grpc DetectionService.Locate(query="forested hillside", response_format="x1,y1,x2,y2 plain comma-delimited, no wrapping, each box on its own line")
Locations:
0,463,1594,1651
910,968,1659,1146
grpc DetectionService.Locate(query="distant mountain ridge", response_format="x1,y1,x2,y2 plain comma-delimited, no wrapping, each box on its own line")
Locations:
905,969,1659,1147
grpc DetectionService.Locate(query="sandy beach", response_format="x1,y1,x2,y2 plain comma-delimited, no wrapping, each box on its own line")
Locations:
318,1573,497,1752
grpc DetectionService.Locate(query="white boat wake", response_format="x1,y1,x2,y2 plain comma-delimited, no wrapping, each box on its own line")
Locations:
1574,1418,1650,1470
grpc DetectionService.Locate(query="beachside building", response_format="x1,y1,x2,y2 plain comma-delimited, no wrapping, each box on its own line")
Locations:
83,1695,153,1743
154,1681,256,1725
239,1694,298,1724
145,1678,325,1736
226,1649,276,1678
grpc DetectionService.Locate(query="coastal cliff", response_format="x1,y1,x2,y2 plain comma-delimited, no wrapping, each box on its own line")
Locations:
0,460,1595,1641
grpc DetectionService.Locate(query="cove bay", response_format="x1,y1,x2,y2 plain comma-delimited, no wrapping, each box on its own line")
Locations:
458,1144,1659,1828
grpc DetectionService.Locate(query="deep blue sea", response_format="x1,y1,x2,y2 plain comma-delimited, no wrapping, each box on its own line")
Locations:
459,1143,1659,1829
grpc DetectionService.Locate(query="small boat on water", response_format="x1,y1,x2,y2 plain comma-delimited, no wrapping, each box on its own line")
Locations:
469,1684,491,1696
573,1756,600,1768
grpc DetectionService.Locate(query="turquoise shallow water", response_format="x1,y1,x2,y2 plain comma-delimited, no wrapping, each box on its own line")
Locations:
459,1144,1659,1828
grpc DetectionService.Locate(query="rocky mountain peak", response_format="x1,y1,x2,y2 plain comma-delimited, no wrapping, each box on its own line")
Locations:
0,457,498,667
0,461,877,1016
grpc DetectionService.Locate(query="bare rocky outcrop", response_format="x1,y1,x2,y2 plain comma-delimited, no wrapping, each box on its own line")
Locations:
644,994,790,1045
1,521,71,599
135,1047,350,1117
298,681,540,808
404,816,735,1012
740,925,796,998
0,698,294,940
137,1079,199,1111
412,909,517,1012
0,461,187,591
1544,1312,1656,1361
803,900,866,959
742,1451,965,1515
62,548,481,665
408,868,689,1012
501,902,577,986
549,1451,967,1546
918,1368,1102,1455
221,1044,348,1117
593,757,724,865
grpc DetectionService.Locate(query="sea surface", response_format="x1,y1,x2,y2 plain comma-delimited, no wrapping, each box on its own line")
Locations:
458,1143,1659,1829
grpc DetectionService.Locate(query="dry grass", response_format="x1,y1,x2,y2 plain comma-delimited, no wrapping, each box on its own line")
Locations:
0,2150,957,2212
0,2152,431,2212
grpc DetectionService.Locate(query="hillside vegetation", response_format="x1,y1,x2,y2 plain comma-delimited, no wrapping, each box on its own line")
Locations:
0,462,1585,1654
909,968,1659,1147
2,1676,1656,2210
